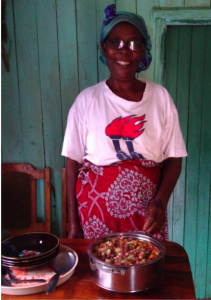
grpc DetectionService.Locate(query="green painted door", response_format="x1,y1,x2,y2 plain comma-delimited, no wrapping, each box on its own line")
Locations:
164,25,211,298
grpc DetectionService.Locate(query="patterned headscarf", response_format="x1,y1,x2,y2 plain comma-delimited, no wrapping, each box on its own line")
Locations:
100,4,152,72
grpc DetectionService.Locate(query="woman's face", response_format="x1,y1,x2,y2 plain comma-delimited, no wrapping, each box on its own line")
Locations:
102,22,146,82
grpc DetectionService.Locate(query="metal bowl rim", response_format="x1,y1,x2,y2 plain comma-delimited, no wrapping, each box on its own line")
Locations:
87,231,166,268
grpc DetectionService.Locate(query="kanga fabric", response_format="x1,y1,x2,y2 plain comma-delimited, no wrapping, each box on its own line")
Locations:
76,159,169,240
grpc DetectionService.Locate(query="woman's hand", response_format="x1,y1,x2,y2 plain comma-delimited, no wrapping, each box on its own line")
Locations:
66,158,83,239
143,199,166,235
68,220,84,239
143,157,183,235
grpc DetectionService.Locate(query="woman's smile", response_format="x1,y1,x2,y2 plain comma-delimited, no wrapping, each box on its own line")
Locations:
116,61,130,65
116,60,131,69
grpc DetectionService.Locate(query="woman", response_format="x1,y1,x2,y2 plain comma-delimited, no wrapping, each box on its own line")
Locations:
62,4,187,240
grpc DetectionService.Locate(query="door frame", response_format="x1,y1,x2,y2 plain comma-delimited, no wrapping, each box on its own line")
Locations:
152,7,211,85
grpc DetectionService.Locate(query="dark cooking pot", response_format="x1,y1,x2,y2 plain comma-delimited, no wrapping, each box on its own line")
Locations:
87,231,166,293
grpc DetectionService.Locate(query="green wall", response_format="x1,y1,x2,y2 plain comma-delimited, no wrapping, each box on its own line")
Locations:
1,0,211,298
165,25,211,299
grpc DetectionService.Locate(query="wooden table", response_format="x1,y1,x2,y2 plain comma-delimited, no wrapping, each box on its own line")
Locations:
1,238,195,299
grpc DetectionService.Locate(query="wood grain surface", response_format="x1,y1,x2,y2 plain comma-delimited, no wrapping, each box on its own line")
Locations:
1,238,195,299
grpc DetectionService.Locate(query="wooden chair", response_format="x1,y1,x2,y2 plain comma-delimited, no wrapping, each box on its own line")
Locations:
1,163,51,237
62,167,68,237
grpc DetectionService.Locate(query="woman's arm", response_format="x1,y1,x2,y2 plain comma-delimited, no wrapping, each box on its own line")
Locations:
66,157,84,238
143,157,182,235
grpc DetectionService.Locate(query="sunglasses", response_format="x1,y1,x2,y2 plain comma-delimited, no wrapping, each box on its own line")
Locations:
106,39,144,51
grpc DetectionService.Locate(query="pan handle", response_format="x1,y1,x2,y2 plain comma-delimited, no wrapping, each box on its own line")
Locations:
96,263,129,275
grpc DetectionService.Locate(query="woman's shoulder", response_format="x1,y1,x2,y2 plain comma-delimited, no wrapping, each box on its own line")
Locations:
140,78,170,95
71,81,106,113
77,80,106,99
140,78,173,107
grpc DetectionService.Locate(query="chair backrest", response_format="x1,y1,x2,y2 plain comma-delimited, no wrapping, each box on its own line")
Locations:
62,167,68,237
1,163,51,237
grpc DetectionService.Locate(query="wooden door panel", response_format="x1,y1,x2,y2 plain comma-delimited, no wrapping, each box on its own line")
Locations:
165,25,211,298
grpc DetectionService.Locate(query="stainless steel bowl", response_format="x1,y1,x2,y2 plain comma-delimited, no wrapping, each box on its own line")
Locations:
87,231,166,293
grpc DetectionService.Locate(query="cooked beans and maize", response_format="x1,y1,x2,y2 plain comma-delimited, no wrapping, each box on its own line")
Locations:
93,237,161,265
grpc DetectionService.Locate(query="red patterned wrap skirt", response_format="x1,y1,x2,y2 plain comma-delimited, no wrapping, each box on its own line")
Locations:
76,159,168,240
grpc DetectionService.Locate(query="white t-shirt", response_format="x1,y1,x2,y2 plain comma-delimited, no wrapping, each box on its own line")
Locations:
62,79,187,165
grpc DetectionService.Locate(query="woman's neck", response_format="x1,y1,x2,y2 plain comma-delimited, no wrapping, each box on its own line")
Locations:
106,77,146,102
107,77,138,91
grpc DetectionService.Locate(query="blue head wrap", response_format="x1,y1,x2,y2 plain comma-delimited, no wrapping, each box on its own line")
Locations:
100,4,152,72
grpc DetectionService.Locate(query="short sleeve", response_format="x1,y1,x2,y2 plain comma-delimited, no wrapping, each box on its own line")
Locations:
61,106,86,164
162,94,187,159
